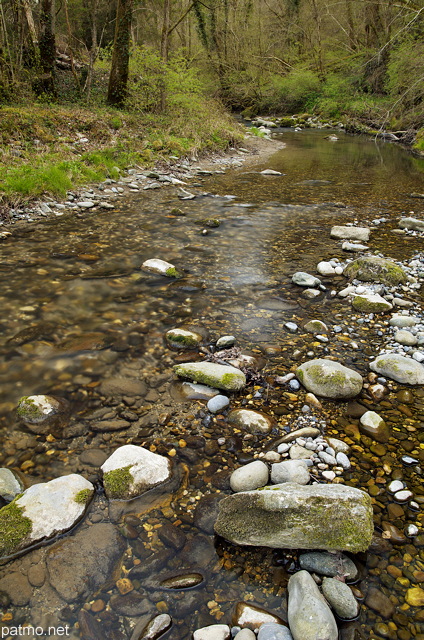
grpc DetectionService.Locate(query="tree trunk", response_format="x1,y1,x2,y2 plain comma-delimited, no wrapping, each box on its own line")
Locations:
38,0,56,95
86,0,99,99
107,0,133,107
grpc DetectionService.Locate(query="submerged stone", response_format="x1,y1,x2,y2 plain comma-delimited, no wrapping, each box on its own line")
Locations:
165,327,204,349
142,259,181,278
101,445,171,499
296,359,362,399
174,362,246,391
0,469,23,502
214,482,373,552
398,217,424,232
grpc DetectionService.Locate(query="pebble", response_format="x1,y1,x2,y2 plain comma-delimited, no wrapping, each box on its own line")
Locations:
207,395,230,413
388,480,404,493
394,490,414,502
335,452,350,469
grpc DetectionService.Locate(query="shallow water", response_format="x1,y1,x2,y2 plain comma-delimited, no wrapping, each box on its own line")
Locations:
0,130,424,640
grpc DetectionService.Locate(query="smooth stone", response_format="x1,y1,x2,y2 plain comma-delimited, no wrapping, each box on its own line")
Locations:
292,272,321,287
317,261,336,276
399,217,424,232
228,409,273,434
289,444,313,460
99,377,147,397
159,573,203,589
388,480,404,493
326,438,350,454
193,625,230,640
0,474,94,556
216,335,236,348
207,395,230,413
370,354,424,385
101,445,171,499
214,483,373,552
110,592,154,617
330,226,370,242
405,587,424,607
142,259,179,277
304,320,328,334
365,587,395,618
258,623,293,640
302,288,321,298
232,602,284,629
165,328,203,349
0,468,23,502
16,394,68,434
230,461,269,492
130,613,172,640
178,382,219,401
261,169,282,175
296,359,363,399
47,523,126,603
335,452,351,469
345,256,406,285
278,427,320,443
389,315,418,328
234,630,256,640
395,329,418,346
342,241,368,252
174,362,246,391
271,460,310,485
321,577,359,619
351,293,393,313
288,570,338,640
359,411,390,443
0,572,32,606
394,490,413,502
299,552,358,580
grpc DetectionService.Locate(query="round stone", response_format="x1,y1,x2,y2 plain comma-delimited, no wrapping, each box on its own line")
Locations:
230,461,269,492
207,395,230,414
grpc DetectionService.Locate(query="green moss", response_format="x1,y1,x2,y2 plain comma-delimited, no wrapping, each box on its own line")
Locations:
165,267,180,278
194,218,220,228
170,208,185,216
103,465,133,499
74,489,93,505
166,330,201,348
173,364,245,391
16,396,41,420
344,257,406,285
0,498,32,556
352,296,391,313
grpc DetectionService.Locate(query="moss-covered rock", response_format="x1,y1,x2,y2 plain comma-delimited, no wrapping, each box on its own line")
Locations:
0,499,32,557
165,327,204,349
351,293,393,313
296,359,362,399
16,394,69,435
173,362,246,391
370,354,424,385
214,482,373,552
344,256,407,285
142,258,181,278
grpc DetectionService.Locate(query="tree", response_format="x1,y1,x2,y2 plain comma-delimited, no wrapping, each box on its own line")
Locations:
38,0,56,95
107,0,133,106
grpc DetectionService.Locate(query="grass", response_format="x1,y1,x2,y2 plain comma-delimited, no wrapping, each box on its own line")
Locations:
0,99,243,205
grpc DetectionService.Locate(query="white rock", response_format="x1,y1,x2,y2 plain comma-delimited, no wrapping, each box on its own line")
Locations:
216,335,236,348
394,490,413,502
370,354,424,384
101,445,171,499
261,169,282,175
335,452,351,469
342,241,369,252
0,468,23,502
142,259,178,276
388,480,404,493
292,272,321,287
230,461,269,492
406,524,419,536
271,460,310,485
193,625,230,640
77,201,96,209
395,330,418,346
288,570,338,640
207,395,230,413
317,261,336,276
330,226,370,242
322,471,336,481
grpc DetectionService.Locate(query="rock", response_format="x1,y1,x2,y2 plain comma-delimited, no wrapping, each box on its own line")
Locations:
398,217,424,232
216,335,236,348
228,409,273,434
99,377,147,397
270,460,310,485
288,570,338,640
326,438,350,454
258,623,293,640
389,315,418,328
207,395,230,413
302,288,321,299
304,320,328,334
230,461,269,492
77,200,96,208
296,359,362,399
317,261,336,276
405,587,424,607
261,169,282,175
176,382,219,401
193,494,225,534
110,591,154,616
364,587,395,618
91,418,130,432
335,452,351,469
344,256,406,285
79,448,108,467
330,226,370,242
214,483,373,552
359,411,390,443
0,474,94,556
16,394,69,434
159,572,203,589
142,259,180,277
193,625,230,640
342,241,368,252
0,468,23,502
0,572,32,606
278,427,320,443
351,293,393,313
369,354,424,385
321,578,359,619
27,563,46,587
233,602,284,629
157,522,187,550
101,445,171,499
395,329,418,346
234,630,256,640
289,444,313,460
165,328,203,349
292,272,321,287
174,362,246,391
299,552,358,580
46,523,126,602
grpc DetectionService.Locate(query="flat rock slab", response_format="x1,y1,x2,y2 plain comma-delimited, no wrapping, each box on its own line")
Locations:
174,362,246,391
214,482,373,552
370,354,424,385
330,226,370,242
296,359,362,399
101,444,171,499
0,474,93,557
47,523,126,602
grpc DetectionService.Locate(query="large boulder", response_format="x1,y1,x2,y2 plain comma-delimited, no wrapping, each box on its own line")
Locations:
0,474,94,557
344,256,406,285
296,359,362,399
370,354,424,385
101,445,171,499
174,362,246,391
288,570,338,640
214,483,373,552
330,226,370,242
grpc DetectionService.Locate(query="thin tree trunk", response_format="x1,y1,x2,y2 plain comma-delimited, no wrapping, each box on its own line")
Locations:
86,0,98,99
107,0,133,107
160,0,171,62
38,0,56,95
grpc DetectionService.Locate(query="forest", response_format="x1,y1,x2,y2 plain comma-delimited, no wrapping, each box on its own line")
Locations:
0,0,423,204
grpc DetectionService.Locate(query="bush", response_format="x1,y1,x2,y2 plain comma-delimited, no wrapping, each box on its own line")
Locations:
269,69,321,113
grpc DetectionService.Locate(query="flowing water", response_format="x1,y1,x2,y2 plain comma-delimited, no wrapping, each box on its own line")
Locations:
0,130,424,640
